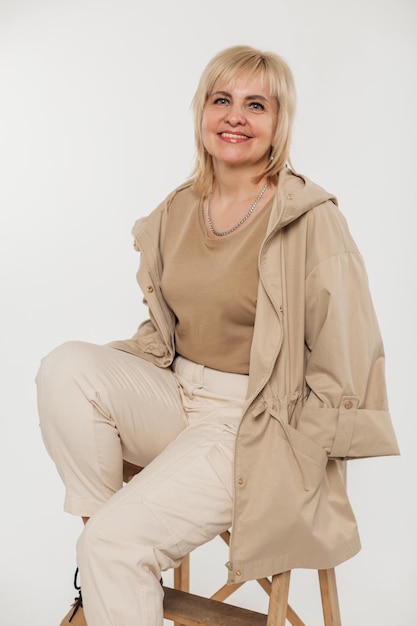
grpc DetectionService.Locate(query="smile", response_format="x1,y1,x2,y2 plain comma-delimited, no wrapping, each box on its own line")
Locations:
219,132,250,142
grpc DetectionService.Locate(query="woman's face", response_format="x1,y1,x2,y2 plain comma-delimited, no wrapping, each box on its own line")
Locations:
201,73,278,174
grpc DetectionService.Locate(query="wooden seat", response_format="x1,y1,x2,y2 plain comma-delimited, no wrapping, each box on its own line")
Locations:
123,461,342,626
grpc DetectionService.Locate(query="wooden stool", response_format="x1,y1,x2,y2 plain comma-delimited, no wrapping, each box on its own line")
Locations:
123,461,342,626
164,533,341,626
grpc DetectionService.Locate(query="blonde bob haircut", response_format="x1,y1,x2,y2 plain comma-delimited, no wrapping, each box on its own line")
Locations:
191,45,296,195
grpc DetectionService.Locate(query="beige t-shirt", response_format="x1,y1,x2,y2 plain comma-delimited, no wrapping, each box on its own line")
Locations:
161,189,272,374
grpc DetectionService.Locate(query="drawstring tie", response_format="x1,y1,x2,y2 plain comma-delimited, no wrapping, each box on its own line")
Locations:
66,566,164,622
68,568,83,623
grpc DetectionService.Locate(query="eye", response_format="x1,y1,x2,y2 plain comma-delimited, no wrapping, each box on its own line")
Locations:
248,101,265,111
213,97,230,105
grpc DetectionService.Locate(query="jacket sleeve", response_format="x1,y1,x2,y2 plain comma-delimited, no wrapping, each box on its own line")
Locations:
107,198,176,368
296,210,399,459
107,316,173,366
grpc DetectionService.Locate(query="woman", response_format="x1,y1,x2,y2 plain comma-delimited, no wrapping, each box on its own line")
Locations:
36,45,399,626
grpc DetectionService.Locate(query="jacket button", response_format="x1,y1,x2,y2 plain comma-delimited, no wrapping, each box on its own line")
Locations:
225,561,232,571
344,400,353,409
237,478,244,486
235,570,241,577
287,194,293,200
146,286,154,293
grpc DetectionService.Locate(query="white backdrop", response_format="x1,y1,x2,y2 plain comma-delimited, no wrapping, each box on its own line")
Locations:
1,1,416,624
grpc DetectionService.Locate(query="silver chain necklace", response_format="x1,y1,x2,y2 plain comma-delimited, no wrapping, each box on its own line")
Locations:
205,181,269,237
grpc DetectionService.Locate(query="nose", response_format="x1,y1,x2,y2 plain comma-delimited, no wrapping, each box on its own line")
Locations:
224,103,246,126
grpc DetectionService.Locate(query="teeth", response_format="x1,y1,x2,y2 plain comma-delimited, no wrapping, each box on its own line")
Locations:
221,132,248,139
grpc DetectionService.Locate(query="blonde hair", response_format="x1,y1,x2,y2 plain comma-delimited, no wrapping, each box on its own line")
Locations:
191,45,296,194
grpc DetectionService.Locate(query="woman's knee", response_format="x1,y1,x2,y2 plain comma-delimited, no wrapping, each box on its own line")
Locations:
76,508,150,569
37,341,98,385
36,341,107,411
36,341,103,440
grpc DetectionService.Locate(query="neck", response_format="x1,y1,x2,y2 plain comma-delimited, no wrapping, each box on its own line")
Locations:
211,164,267,202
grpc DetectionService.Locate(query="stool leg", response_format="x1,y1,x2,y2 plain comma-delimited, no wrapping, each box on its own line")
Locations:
174,554,190,592
267,570,291,626
173,554,190,626
318,568,342,626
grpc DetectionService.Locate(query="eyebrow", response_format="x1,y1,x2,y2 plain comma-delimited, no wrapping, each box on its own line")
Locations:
212,90,269,102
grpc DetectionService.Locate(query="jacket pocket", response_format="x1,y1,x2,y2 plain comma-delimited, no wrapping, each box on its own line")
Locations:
268,407,328,492
286,424,328,492
287,423,328,467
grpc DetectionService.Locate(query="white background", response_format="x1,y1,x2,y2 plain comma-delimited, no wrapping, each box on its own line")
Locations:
1,1,416,624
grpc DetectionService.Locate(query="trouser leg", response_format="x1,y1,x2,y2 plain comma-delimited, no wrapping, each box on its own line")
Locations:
77,357,247,626
36,341,187,516
77,418,238,626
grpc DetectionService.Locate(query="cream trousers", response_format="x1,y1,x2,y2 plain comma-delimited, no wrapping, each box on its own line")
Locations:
36,341,248,626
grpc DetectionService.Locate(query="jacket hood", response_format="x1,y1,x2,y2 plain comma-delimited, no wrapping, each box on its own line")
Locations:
271,166,338,230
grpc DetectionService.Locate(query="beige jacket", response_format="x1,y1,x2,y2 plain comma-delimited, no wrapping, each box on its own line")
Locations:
110,167,399,583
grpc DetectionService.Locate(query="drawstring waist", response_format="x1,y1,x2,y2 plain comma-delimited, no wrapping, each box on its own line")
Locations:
251,397,324,492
